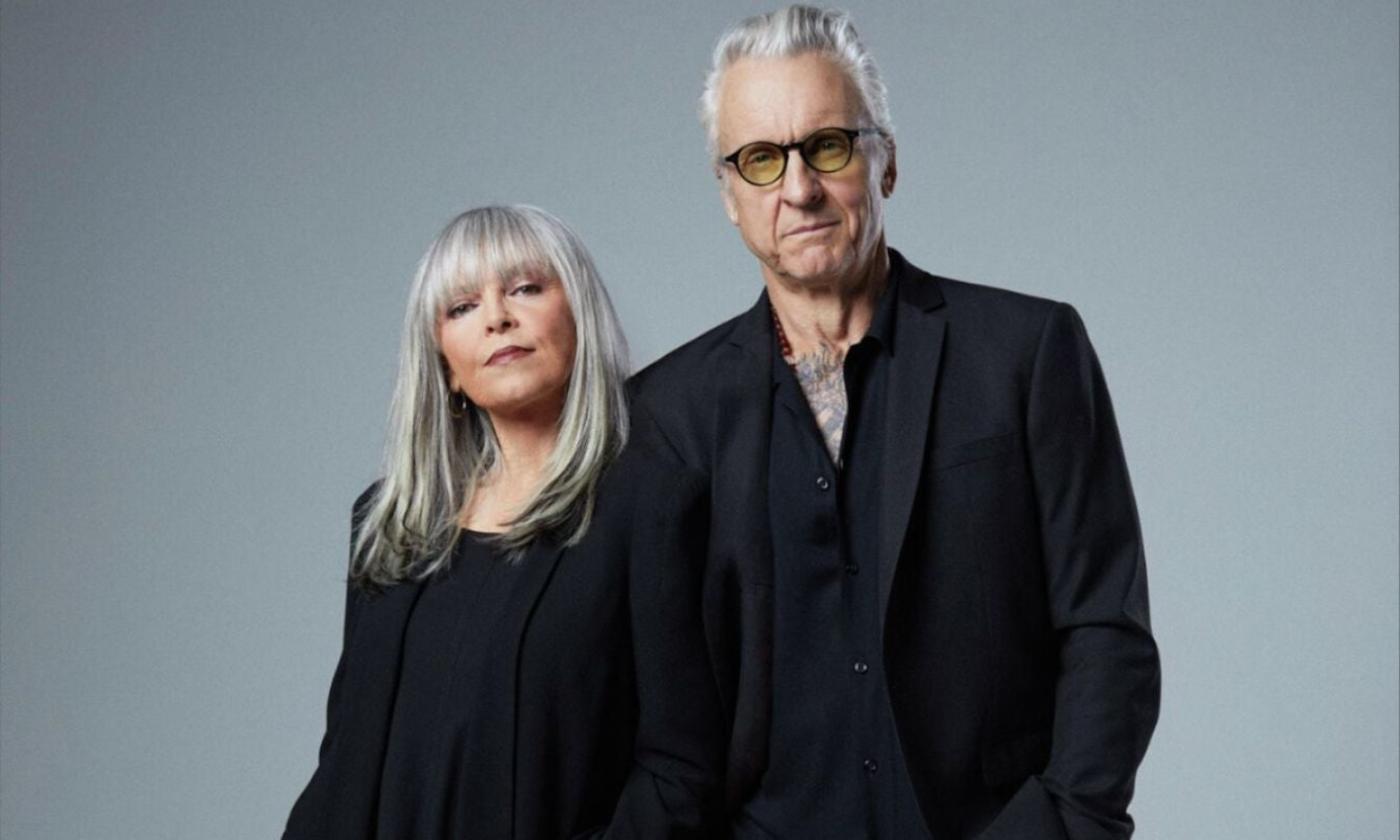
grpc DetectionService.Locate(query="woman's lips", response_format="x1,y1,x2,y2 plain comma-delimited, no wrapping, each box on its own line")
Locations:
487,346,532,365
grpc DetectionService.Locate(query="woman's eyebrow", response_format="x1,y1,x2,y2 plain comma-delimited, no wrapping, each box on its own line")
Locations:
498,263,550,284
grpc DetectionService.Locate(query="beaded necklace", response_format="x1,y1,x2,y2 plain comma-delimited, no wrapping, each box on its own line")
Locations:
770,305,797,367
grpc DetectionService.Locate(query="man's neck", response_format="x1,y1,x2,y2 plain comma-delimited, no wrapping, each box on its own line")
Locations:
764,246,890,359
764,245,890,464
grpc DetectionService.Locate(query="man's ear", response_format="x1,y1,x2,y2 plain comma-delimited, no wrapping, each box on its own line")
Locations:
880,138,898,198
719,170,740,225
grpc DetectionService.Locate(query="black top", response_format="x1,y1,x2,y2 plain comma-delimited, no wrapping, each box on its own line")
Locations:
284,442,722,840
375,532,523,835
739,274,931,839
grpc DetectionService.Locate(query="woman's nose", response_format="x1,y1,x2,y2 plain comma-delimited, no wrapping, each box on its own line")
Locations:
480,292,516,332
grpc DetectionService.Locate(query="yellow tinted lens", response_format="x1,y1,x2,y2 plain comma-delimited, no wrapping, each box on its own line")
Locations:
738,143,784,184
804,129,852,172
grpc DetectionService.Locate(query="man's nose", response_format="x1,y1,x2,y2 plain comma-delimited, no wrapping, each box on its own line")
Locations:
779,148,824,206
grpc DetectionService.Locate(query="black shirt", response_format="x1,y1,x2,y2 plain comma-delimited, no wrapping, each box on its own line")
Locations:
738,274,932,839
375,532,524,837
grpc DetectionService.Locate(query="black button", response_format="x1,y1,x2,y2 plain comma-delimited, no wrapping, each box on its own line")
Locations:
845,563,859,575
816,476,831,491
853,660,869,674
863,758,879,773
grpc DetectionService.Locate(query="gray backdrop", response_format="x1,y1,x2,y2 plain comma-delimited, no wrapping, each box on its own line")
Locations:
2,1,1396,838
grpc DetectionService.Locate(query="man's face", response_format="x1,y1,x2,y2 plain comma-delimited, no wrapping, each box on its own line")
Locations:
716,52,895,291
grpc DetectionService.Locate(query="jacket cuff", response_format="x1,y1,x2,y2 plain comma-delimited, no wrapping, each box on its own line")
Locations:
974,777,1070,840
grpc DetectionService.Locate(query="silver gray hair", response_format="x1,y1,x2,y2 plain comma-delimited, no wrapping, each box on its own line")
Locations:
700,5,895,163
351,205,630,587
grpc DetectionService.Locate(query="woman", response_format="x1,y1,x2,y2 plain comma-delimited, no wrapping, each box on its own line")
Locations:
284,206,720,839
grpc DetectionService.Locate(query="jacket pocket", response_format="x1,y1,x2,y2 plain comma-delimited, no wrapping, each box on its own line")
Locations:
981,728,1052,790
933,431,1017,471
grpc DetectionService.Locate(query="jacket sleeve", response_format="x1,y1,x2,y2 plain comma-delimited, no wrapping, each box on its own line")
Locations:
977,304,1161,840
282,486,376,839
575,466,725,839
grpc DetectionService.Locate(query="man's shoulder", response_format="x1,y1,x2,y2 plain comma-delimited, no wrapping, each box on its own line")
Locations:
628,305,757,430
627,306,758,468
892,256,1073,364
631,311,749,393
898,252,1060,329
937,274,1058,314
589,431,708,533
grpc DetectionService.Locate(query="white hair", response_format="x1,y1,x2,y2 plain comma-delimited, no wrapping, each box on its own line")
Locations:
351,205,630,586
700,5,895,163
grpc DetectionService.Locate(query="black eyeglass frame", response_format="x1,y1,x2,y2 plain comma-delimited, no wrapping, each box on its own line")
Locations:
722,126,883,186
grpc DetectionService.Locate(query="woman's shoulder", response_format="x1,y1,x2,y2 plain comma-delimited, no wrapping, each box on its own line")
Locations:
350,479,384,525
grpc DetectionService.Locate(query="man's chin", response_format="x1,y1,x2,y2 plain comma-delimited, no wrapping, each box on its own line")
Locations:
773,251,856,288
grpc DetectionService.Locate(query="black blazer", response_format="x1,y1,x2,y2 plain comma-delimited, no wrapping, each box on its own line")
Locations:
284,441,723,839
630,250,1161,840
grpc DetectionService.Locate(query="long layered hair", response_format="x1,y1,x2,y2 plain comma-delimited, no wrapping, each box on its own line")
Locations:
351,205,630,587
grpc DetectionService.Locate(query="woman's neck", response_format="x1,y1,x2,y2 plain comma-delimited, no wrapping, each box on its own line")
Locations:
461,408,558,532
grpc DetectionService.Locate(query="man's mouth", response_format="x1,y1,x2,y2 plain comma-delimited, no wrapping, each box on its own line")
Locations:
785,220,838,237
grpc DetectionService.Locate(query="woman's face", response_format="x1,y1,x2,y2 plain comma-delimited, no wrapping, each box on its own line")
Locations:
437,265,577,423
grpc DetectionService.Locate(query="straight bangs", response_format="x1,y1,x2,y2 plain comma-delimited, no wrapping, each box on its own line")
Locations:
417,211,558,331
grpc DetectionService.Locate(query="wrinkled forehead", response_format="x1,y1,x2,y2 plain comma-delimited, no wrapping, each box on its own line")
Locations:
717,52,864,149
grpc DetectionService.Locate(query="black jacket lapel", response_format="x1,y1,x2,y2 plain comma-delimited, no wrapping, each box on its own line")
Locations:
713,292,775,808
879,253,947,622
715,292,776,588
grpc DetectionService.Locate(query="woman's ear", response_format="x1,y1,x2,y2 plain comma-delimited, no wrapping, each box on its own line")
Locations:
880,138,897,198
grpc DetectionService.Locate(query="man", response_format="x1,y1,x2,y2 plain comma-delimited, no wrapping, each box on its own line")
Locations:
631,6,1160,840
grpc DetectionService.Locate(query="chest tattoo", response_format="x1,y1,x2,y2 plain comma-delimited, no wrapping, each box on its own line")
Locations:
791,346,847,464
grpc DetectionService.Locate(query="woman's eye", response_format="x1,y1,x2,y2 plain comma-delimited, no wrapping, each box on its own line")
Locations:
446,301,477,318
511,282,542,296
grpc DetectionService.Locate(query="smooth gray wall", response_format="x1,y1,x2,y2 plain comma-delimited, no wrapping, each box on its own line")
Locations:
2,2,1395,838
